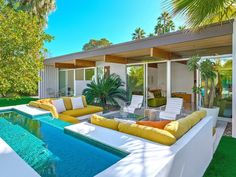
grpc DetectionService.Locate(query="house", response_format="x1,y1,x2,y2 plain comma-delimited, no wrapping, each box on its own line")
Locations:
39,19,236,138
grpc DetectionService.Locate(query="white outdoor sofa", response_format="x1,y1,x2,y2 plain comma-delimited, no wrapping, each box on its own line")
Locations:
65,115,214,177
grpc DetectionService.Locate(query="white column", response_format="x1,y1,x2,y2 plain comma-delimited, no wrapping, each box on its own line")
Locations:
232,19,236,138
167,60,172,98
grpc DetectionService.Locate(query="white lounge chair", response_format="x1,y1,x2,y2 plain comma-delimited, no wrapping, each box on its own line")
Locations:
123,95,144,114
159,97,183,120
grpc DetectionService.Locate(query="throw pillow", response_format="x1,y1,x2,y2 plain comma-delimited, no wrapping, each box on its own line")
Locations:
52,99,66,113
136,120,171,129
71,97,84,109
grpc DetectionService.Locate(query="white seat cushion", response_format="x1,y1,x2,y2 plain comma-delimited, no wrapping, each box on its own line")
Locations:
71,97,84,109
52,99,66,113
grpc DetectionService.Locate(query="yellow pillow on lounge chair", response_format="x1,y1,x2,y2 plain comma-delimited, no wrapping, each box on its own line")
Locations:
90,114,119,130
28,101,41,108
39,103,59,118
58,114,80,124
164,110,207,139
118,123,176,146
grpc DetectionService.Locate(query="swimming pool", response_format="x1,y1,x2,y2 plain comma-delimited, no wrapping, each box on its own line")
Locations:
0,110,126,177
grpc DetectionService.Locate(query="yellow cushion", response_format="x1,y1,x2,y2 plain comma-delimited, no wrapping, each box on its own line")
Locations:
58,114,79,124
62,97,73,110
91,114,119,130
82,95,87,107
39,103,59,118
28,101,41,108
164,110,207,139
62,105,103,117
118,123,176,146
37,98,52,104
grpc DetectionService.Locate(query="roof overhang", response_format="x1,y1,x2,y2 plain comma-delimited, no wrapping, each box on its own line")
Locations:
45,20,233,68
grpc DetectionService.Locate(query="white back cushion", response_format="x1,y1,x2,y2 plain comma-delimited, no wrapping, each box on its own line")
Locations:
52,99,66,113
71,97,84,109
130,95,143,108
165,98,183,114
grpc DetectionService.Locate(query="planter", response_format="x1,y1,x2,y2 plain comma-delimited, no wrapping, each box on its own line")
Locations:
199,107,220,128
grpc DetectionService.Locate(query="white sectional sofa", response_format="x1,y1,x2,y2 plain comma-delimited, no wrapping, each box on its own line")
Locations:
65,115,214,177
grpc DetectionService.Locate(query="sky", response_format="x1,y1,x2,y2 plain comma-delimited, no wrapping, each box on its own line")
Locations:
45,0,185,57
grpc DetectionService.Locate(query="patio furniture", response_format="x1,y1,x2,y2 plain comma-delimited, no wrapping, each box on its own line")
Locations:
123,95,144,114
102,111,146,122
144,108,159,120
159,98,183,120
148,89,166,107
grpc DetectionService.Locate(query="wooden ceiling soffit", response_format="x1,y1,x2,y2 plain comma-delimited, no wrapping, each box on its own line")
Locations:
74,59,96,67
104,55,128,64
150,47,181,59
55,62,75,69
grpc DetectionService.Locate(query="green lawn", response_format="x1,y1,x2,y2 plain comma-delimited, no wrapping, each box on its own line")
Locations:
204,136,236,177
0,97,38,107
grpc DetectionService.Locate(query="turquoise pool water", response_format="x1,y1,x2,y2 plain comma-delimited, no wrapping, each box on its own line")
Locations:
0,110,125,177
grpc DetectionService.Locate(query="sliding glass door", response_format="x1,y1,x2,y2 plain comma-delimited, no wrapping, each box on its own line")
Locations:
127,64,145,104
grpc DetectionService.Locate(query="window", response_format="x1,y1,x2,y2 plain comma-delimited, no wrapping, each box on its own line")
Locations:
85,68,95,80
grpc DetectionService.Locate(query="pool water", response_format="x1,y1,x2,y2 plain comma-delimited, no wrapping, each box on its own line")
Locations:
0,110,125,177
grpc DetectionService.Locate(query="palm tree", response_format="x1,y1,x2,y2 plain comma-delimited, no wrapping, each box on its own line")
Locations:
168,0,236,29
178,25,187,31
83,74,127,109
132,27,146,40
155,12,175,35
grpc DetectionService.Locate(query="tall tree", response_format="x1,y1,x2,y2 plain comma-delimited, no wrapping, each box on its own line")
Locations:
0,3,53,97
154,12,175,35
5,0,56,24
168,0,236,29
132,27,146,40
82,38,112,51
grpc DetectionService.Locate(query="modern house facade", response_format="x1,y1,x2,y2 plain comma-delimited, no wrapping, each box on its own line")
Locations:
39,20,236,137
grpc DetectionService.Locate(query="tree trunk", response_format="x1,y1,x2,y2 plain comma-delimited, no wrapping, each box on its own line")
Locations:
209,79,215,108
204,79,209,108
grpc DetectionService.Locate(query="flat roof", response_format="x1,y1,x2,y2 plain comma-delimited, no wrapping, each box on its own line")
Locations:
45,20,233,65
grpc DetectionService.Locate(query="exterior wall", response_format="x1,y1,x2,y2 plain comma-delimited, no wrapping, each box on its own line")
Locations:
96,61,127,85
39,65,59,98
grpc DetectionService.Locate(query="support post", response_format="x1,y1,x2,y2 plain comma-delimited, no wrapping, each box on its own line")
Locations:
232,19,236,138
167,60,171,98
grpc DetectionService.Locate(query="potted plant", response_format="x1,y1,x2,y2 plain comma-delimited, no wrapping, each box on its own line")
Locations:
187,56,219,127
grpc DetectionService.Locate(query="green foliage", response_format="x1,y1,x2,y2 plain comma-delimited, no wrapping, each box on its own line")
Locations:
5,0,56,24
178,25,186,30
0,5,53,97
83,74,127,109
155,12,175,35
132,27,146,40
187,56,217,108
168,0,236,29
127,66,144,95
82,38,112,51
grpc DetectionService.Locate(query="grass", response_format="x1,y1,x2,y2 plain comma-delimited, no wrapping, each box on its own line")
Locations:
0,97,38,107
204,136,236,177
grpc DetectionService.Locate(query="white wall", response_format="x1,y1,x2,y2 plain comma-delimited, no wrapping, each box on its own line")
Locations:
75,80,90,96
171,62,194,94
96,61,127,85
39,65,59,98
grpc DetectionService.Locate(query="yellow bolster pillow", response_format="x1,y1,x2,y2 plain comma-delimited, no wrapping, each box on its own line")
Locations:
28,101,41,108
82,95,87,107
59,114,79,124
62,97,73,110
39,103,59,118
90,114,119,130
164,110,207,139
118,123,176,146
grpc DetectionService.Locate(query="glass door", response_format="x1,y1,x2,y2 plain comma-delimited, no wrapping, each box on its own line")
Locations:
126,64,145,105
59,70,67,96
